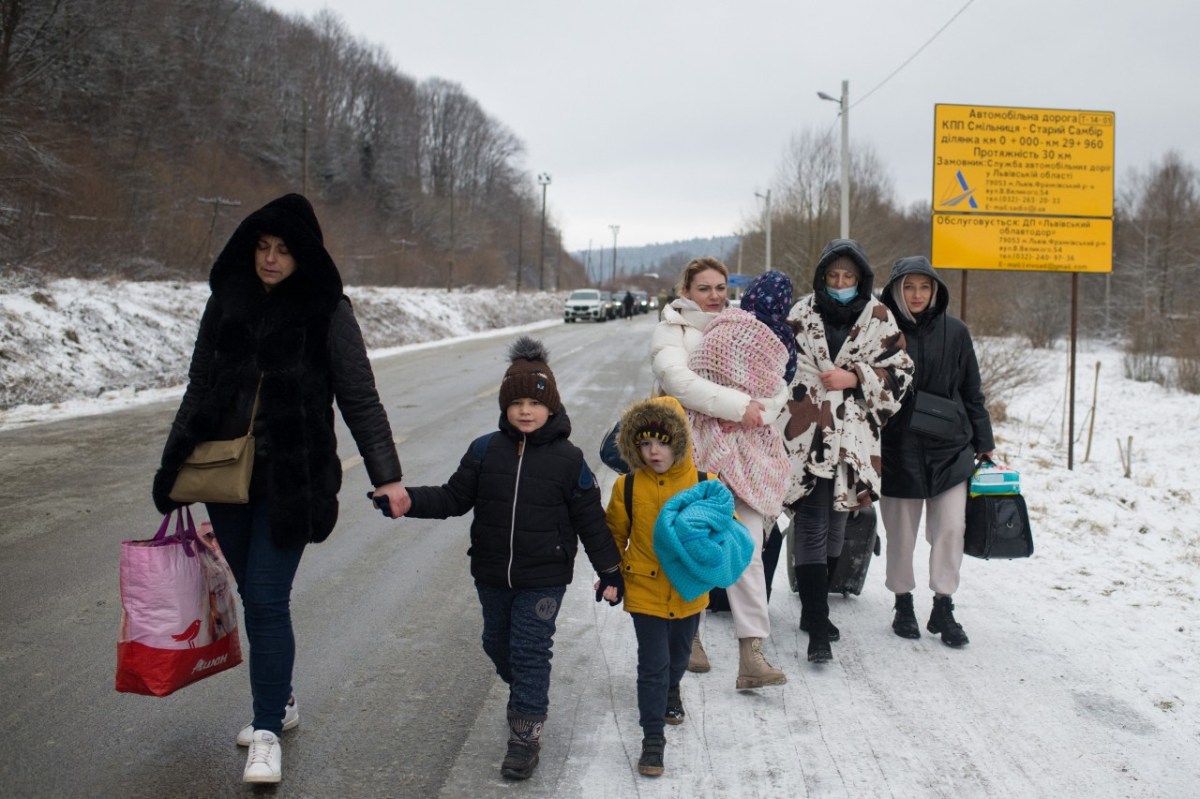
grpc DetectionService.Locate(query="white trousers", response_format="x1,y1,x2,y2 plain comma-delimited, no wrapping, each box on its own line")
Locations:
879,481,967,597
724,499,770,639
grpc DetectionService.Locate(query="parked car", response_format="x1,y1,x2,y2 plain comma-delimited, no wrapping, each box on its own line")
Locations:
563,289,606,322
600,291,618,320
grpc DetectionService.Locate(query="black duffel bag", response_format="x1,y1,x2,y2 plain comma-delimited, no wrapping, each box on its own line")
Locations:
964,494,1034,559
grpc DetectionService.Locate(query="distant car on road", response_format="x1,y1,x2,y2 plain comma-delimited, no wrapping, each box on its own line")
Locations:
600,291,618,320
632,290,649,314
563,289,606,322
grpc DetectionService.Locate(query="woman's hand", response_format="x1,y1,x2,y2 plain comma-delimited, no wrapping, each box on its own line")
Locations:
371,481,411,518
740,400,765,429
819,368,858,392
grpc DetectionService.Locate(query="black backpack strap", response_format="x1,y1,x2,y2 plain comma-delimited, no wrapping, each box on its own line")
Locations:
625,470,705,534
624,471,634,535
469,432,495,462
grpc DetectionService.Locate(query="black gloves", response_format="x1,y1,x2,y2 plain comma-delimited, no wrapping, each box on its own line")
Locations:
595,568,625,606
152,467,184,515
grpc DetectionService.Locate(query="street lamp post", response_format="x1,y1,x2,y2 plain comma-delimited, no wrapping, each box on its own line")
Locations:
537,173,551,291
754,189,772,272
609,224,620,286
515,212,523,293
818,79,849,239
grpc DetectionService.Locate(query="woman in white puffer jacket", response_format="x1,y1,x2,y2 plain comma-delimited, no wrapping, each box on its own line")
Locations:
649,257,788,691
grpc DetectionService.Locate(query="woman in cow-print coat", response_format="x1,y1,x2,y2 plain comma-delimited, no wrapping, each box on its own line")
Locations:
782,238,913,664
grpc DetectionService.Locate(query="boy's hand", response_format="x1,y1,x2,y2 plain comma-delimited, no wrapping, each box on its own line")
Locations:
595,568,624,606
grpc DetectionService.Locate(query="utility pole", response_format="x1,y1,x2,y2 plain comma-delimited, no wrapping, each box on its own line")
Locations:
446,177,455,292
301,100,310,197
516,212,523,293
755,189,772,271
818,80,850,238
197,196,242,266
609,224,620,287
537,173,551,291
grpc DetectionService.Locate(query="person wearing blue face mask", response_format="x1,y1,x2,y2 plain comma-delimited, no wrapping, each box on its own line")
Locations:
780,239,914,664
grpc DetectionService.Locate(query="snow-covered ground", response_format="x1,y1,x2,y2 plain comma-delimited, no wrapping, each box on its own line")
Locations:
1,279,1196,796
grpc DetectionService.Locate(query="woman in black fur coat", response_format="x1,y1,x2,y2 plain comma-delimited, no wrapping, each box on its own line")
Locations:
152,194,409,784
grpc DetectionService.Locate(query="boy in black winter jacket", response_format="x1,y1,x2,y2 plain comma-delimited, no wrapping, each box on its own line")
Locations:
399,336,624,781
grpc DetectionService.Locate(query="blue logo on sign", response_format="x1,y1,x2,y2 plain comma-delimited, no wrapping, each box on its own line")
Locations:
940,170,978,209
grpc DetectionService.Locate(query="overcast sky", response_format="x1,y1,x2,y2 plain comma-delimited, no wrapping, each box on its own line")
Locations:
265,0,1199,252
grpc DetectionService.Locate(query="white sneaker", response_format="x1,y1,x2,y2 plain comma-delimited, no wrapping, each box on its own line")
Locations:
242,730,282,784
236,697,299,746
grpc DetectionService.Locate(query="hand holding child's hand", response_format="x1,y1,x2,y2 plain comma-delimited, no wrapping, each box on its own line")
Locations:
367,483,411,519
595,568,625,606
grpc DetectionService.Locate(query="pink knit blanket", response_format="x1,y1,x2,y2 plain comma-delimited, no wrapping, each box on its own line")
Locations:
686,309,789,517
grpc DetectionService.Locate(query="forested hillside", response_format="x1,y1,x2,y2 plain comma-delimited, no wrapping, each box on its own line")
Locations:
0,0,581,289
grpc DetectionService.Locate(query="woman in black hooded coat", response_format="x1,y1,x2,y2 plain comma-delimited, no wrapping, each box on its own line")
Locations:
879,255,994,648
152,194,409,784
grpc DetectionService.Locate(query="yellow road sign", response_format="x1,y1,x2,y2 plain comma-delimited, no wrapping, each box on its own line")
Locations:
932,214,1112,273
931,103,1114,273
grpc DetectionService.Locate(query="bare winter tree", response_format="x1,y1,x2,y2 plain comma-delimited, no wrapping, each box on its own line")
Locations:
754,128,917,292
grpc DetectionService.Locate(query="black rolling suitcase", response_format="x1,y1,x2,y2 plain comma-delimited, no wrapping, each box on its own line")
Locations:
787,505,880,596
828,506,880,595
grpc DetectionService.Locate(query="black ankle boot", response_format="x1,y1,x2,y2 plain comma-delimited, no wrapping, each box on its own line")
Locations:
824,555,841,641
892,592,921,639
663,684,685,725
927,595,969,647
797,563,832,663
638,734,666,777
501,712,543,780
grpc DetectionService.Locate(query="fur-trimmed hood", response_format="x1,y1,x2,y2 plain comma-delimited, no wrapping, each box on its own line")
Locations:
617,396,693,475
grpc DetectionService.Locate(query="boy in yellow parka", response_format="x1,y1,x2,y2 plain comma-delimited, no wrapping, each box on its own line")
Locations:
602,396,721,778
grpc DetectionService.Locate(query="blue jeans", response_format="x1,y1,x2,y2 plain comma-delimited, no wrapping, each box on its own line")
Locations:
475,582,565,719
793,477,848,565
207,501,305,735
630,612,701,736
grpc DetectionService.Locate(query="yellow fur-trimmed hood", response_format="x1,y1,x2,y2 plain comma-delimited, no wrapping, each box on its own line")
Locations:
616,396,693,473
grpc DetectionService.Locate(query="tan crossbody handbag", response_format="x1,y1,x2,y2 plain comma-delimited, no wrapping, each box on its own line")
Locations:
169,378,261,505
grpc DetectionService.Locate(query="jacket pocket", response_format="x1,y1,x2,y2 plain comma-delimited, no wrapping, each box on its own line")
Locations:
514,527,568,565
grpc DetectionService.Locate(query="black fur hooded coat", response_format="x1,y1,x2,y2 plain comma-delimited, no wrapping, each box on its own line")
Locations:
152,194,402,547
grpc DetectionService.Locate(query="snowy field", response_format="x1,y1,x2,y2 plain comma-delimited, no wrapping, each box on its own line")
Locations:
1,279,1196,797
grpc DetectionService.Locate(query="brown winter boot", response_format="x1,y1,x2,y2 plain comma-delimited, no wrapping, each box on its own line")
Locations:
501,712,543,780
687,630,710,673
735,638,787,690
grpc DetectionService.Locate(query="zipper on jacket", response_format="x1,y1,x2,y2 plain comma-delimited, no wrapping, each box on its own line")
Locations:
507,436,525,588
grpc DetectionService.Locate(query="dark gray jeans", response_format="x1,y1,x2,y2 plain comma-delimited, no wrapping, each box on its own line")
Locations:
792,477,847,565
475,582,565,718
630,612,701,736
